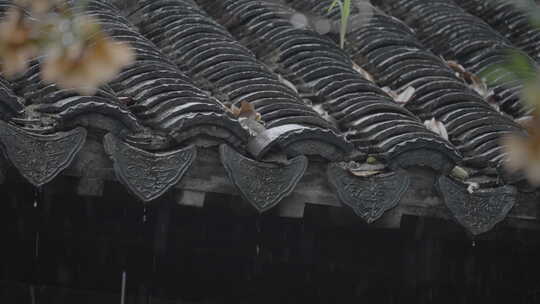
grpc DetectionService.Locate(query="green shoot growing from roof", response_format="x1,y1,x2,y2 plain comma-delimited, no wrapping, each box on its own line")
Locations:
328,0,351,49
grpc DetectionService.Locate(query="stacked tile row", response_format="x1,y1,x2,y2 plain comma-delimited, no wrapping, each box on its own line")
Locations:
374,0,536,119
0,1,141,133
454,0,540,62
285,0,524,172
81,0,248,148
133,0,353,160
194,0,460,168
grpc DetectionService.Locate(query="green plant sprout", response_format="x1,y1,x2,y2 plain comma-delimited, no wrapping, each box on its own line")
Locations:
328,0,351,49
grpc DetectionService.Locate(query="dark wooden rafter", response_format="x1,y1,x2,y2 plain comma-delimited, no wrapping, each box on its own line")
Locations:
56,145,540,233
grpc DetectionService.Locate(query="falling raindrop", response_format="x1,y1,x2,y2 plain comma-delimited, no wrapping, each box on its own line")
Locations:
120,271,127,304
33,187,42,208
30,285,35,304
34,232,40,258
256,244,260,256
472,240,476,247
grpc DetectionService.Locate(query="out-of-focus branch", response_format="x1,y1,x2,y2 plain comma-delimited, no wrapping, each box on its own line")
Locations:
0,0,134,94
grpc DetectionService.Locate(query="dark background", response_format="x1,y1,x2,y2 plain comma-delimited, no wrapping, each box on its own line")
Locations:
2,172,540,304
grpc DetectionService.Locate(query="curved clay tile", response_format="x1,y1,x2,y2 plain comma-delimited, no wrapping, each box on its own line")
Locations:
0,76,24,120
283,0,521,232
0,3,91,188
454,0,540,62
10,59,143,134
0,1,141,134
289,0,523,172
134,0,353,161
375,0,535,119
197,0,461,172
80,1,249,149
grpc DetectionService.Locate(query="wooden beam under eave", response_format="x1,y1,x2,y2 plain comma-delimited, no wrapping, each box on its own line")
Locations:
61,147,540,227
76,176,105,197
176,190,206,208
276,197,305,218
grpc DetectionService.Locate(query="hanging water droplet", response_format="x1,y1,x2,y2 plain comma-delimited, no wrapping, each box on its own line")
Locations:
33,187,40,208
34,232,40,258
472,240,476,247
143,205,147,223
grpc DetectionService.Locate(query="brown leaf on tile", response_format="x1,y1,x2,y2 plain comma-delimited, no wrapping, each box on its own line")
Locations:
447,60,490,97
230,101,262,121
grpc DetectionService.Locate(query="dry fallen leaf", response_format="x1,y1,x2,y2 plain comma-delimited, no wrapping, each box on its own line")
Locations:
485,91,501,112
230,101,265,136
348,169,383,177
352,62,375,82
382,86,397,99
238,116,266,136
447,60,490,97
395,86,415,104
424,118,448,140
343,160,385,177
230,101,262,121
349,163,385,177
466,181,479,194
